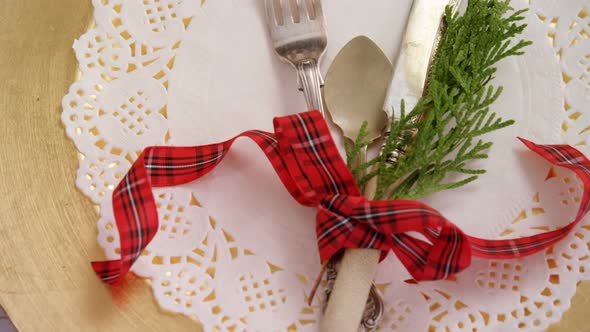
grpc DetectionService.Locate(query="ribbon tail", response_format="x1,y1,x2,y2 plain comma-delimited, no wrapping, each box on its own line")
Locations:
91,128,305,285
468,138,590,259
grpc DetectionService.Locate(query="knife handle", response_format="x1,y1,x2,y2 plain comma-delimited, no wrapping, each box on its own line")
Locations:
296,59,325,115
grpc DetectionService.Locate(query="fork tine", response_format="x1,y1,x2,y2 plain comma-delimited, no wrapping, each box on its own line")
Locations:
311,0,324,20
279,0,292,25
294,0,307,20
265,0,277,26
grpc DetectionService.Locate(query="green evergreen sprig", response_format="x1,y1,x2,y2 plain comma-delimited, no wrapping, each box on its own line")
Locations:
347,0,532,200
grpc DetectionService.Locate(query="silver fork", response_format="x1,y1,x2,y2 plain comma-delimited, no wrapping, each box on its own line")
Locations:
265,0,327,114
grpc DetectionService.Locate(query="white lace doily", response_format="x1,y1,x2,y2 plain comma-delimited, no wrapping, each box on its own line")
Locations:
61,0,590,331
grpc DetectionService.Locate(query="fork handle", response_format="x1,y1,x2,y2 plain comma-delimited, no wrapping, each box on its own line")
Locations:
296,59,325,115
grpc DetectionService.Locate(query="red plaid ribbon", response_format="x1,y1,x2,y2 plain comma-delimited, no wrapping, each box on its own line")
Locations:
92,111,590,284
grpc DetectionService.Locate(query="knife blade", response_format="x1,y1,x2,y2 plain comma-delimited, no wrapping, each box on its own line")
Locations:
383,0,462,118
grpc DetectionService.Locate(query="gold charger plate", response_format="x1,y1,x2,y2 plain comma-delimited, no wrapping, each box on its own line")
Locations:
0,0,586,331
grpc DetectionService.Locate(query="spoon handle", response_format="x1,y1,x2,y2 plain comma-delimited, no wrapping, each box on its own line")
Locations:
321,160,383,332
322,249,381,332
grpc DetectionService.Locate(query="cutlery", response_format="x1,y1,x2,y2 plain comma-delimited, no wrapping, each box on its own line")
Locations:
322,1,462,331
382,0,463,163
324,36,390,161
322,36,392,332
265,0,328,114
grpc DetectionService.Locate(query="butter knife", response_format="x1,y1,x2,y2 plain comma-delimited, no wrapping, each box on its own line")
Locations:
384,0,462,117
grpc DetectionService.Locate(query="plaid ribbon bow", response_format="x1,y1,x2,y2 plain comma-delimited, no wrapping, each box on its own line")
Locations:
92,111,590,285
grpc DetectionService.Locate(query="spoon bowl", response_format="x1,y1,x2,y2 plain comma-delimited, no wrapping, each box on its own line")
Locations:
324,36,392,144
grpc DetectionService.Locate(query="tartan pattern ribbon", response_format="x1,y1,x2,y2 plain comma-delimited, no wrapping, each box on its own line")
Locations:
92,111,590,285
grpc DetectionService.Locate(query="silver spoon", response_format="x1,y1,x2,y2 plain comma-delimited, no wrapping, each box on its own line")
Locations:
324,36,390,166
323,35,393,332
